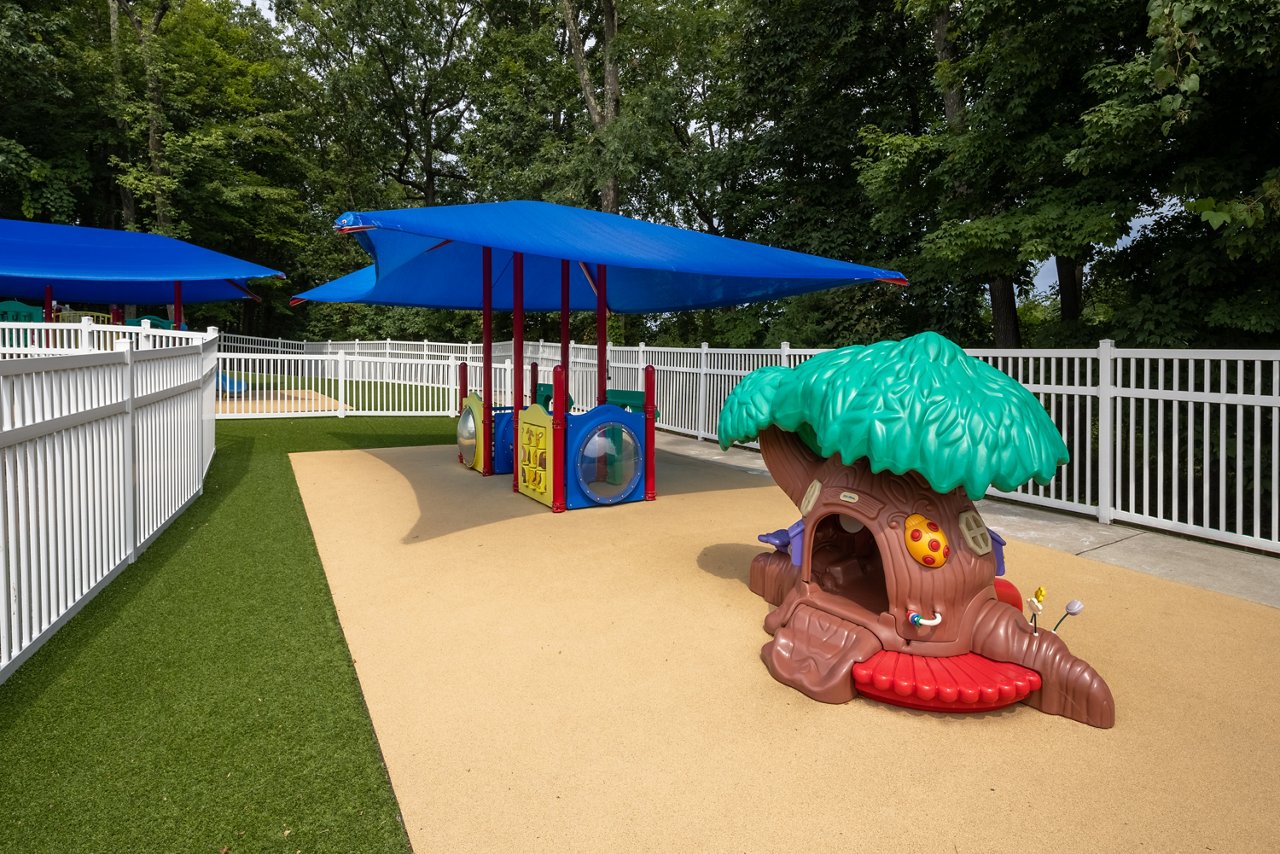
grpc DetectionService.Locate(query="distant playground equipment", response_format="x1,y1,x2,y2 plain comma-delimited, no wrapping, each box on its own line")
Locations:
456,360,655,511
0,300,42,323
217,372,246,396
126,314,183,330
719,332,1115,728
308,202,905,514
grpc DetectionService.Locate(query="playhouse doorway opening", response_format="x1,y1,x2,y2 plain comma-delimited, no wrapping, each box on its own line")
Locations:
808,511,889,616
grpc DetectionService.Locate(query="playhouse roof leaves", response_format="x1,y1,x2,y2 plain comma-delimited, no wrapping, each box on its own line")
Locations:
717,332,1069,499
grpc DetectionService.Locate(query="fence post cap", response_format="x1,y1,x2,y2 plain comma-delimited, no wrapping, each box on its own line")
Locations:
113,338,132,352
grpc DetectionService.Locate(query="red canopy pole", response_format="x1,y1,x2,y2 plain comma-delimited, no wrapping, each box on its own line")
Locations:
529,362,538,406
552,365,567,513
596,263,607,406
644,364,657,501
173,281,183,330
482,246,494,476
43,285,53,322
512,251,525,493
457,361,468,465
560,259,570,398
110,304,123,325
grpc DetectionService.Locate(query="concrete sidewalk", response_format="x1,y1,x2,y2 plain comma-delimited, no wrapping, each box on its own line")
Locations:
655,432,1280,609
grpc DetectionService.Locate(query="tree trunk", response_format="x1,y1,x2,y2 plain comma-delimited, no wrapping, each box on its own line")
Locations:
559,0,621,212
119,1,170,231
1055,255,1083,322
107,0,137,226
145,65,170,231
932,8,965,129
989,275,1021,348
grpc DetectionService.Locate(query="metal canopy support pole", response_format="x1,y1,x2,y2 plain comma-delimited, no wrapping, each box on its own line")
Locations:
43,284,53,347
596,263,607,406
482,246,494,476
457,361,468,464
552,365,567,513
644,364,656,500
173,281,184,330
512,251,525,493
560,260,571,386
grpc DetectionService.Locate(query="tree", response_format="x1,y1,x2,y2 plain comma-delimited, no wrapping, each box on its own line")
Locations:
724,0,948,347
0,2,100,222
861,0,1153,347
275,0,477,207
1068,0,1280,346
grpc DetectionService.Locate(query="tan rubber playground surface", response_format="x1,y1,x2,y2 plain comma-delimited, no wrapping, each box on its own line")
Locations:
291,445,1280,853
217,388,346,416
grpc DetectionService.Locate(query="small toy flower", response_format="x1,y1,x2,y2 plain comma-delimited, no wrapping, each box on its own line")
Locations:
1027,586,1047,633
1053,599,1085,632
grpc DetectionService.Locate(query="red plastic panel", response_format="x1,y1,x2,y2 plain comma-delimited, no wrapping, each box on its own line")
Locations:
852,651,1041,713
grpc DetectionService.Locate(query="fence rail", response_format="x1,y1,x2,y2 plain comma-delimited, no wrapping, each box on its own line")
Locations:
0,329,217,683
218,332,1280,555
12,324,1280,558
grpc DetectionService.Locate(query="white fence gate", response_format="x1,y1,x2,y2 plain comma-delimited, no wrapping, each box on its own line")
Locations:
0,327,218,683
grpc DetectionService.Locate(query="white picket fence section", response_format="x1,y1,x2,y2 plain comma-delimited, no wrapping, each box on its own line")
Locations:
0,328,218,683
215,352,466,418
220,332,1280,555
1,317,210,359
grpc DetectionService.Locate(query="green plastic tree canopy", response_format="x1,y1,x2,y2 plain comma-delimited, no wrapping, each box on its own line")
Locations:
718,332,1069,499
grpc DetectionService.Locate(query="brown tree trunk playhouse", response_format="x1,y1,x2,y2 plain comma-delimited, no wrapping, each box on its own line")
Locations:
719,332,1115,728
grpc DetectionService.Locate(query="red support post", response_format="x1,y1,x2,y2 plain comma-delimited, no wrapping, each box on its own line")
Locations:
173,281,184,330
512,251,524,493
110,304,123,325
482,246,494,476
552,365,567,513
457,360,469,465
644,364,657,501
560,259,571,398
596,263,607,406
529,361,539,406
43,284,53,348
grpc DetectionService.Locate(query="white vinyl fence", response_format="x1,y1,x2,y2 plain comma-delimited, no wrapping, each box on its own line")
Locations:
222,333,1280,555
0,326,218,683
2,317,212,359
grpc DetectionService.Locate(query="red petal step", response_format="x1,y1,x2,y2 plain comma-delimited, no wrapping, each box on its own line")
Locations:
852,651,1041,714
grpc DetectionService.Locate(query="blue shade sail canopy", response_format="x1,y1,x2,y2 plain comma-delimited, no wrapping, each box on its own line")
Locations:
290,265,374,305
304,201,906,312
0,219,282,304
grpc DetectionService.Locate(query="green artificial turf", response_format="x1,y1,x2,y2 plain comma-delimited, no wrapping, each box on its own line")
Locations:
0,417,455,854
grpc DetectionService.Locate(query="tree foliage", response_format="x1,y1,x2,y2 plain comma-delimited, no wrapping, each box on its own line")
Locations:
0,0,1275,348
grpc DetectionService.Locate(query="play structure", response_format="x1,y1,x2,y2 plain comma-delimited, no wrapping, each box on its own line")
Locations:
457,363,655,511
719,332,1115,728
302,201,906,512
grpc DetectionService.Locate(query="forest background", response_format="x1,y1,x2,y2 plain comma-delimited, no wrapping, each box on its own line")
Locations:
1,0,1276,350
